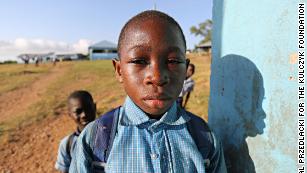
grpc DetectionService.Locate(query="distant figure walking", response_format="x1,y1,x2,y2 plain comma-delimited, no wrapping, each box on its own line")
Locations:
177,63,195,108
35,57,39,67
53,58,57,66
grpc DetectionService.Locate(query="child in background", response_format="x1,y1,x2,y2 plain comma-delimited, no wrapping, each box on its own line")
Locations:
177,63,195,108
55,90,96,173
71,10,226,173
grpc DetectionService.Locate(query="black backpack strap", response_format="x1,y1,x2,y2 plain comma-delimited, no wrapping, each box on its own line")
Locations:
66,132,76,160
185,110,227,173
92,106,121,162
185,111,214,159
105,107,120,161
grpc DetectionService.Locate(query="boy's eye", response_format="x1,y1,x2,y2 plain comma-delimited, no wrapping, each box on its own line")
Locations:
167,59,184,64
75,108,83,115
129,58,148,65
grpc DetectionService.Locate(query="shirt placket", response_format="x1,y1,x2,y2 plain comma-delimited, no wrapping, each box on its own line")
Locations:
163,129,174,173
149,123,166,173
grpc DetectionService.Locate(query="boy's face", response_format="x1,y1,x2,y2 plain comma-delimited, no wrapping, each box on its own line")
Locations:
68,98,96,131
114,19,187,116
186,65,194,78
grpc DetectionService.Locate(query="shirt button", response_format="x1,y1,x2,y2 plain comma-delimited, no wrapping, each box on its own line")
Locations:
151,153,158,160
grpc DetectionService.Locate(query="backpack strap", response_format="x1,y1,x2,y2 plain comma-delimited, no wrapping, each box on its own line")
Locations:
185,110,215,168
185,110,227,173
66,132,76,160
92,106,121,163
105,107,121,161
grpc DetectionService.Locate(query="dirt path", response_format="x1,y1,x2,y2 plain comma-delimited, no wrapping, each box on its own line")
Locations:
0,64,75,173
0,65,67,124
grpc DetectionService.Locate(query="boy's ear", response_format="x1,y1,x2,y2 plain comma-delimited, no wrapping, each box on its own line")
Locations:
112,60,123,83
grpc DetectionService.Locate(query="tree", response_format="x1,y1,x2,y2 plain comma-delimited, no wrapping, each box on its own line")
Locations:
17,54,30,65
190,19,212,44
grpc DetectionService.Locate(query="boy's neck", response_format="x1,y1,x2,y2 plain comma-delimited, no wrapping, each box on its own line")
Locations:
77,126,83,133
147,113,163,120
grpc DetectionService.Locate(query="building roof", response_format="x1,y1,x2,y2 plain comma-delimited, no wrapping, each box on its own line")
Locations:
89,40,117,49
196,41,212,48
17,52,54,60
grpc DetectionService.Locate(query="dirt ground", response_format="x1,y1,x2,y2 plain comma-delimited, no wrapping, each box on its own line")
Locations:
0,114,73,173
0,66,74,173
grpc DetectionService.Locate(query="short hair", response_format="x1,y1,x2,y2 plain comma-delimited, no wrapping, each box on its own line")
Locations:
189,63,195,74
117,10,186,58
68,90,94,104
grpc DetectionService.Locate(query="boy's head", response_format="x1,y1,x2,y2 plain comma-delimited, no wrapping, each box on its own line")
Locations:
186,63,195,78
67,90,96,131
113,10,189,117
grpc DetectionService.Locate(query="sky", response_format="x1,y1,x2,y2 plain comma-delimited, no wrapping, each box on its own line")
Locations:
0,0,212,62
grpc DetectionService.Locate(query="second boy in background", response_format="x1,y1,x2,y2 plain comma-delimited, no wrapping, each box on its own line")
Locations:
178,63,195,108
55,90,96,173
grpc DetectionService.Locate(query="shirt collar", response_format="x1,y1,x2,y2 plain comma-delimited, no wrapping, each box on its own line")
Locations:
185,77,193,82
120,96,190,126
75,127,81,136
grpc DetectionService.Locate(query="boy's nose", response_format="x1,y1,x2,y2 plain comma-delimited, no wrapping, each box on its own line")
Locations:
145,63,169,86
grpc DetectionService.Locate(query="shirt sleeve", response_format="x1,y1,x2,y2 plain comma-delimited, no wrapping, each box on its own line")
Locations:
185,79,195,92
206,132,227,173
55,136,71,172
69,121,96,173
182,79,195,95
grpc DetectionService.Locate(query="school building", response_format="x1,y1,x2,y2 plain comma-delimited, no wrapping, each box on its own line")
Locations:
88,40,118,60
195,41,211,53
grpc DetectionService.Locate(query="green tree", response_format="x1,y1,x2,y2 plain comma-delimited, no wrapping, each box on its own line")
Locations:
190,19,212,44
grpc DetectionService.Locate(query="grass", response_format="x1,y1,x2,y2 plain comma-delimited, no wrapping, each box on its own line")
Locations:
0,64,52,94
0,53,211,142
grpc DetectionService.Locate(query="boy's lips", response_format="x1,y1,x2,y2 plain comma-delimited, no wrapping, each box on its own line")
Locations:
143,95,172,107
143,95,172,100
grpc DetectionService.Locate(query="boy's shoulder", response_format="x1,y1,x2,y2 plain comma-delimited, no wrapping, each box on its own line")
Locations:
55,132,78,172
59,134,72,146
185,110,211,131
185,77,195,83
61,132,78,142
82,107,119,137
59,132,78,155
184,110,225,171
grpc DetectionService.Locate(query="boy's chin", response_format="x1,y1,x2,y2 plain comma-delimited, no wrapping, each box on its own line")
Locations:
78,124,86,131
142,100,173,116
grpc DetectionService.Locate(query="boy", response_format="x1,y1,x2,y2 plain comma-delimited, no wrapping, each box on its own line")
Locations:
55,90,96,173
177,63,195,108
71,10,226,173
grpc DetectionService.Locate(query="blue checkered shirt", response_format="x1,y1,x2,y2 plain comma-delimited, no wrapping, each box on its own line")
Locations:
71,97,208,173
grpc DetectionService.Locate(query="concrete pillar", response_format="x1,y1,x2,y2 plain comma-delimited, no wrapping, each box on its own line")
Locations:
209,0,298,172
